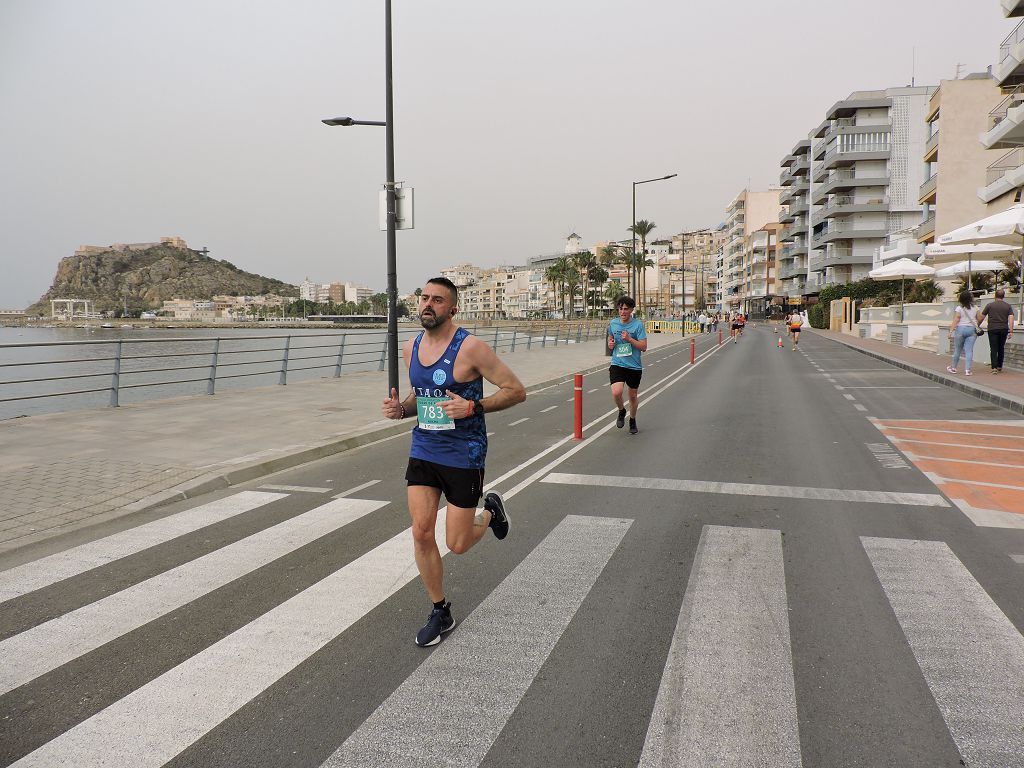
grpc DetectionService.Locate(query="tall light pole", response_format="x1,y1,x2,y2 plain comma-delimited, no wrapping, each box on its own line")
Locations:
323,0,400,394
632,173,677,308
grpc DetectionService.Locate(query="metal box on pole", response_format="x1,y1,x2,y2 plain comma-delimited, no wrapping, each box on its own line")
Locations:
380,186,414,231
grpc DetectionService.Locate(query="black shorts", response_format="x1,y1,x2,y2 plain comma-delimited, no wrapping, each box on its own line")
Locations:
609,364,642,390
406,457,484,508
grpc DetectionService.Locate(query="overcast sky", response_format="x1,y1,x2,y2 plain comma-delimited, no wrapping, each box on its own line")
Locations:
0,0,1011,307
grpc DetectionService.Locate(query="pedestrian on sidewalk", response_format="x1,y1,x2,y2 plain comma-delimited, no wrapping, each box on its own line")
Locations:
981,289,1015,374
947,291,984,376
607,296,647,435
382,276,526,647
698,311,707,334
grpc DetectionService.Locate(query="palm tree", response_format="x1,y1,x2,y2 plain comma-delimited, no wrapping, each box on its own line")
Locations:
545,259,567,318
564,264,582,318
628,220,657,312
587,265,609,316
571,251,597,317
603,280,626,313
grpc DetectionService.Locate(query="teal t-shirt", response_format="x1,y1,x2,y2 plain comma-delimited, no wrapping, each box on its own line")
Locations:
608,317,646,370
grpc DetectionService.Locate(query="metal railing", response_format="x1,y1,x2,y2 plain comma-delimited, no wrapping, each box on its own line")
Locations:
989,84,1024,129
1000,18,1024,65
919,173,938,201
987,147,1024,185
924,130,940,158
0,321,601,415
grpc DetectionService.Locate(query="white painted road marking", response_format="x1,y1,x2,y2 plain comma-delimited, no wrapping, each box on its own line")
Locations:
0,491,286,605
588,388,598,393
10,510,452,768
0,497,388,696
843,394,856,401
639,526,801,768
259,484,331,493
862,537,1024,766
541,473,948,507
508,417,530,426
951,499,1024,530
332,480,381,498
324,515,632,768
540,405,558,413
853,404,869,412
1010,554,1024,564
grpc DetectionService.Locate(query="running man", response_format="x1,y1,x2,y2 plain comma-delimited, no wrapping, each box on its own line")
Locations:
382,277,526,647
789,310,803,348
607,296,648,435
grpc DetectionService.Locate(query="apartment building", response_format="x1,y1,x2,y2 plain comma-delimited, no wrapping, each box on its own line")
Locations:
721,189,780,312
978,1,1024,207
777,139,812,302
440,264,484,288
660,228,724,313
916,75,1004,251
808,87,936,287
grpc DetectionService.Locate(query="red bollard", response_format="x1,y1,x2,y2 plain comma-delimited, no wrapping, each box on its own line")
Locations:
691,338,696,364
573,373,583,440
719,330,723,345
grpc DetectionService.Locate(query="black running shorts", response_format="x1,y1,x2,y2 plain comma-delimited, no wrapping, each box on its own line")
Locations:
609,364,642,390
406,457,484,509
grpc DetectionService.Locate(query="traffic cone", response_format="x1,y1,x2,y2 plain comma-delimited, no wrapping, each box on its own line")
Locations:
777,337,783,348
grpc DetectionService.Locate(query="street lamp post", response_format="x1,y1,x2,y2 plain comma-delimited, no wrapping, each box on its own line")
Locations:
632,173,677,309
323,0,400,395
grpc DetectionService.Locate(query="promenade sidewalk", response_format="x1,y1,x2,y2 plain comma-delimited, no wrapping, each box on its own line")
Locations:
0,331,688,553
811,328,1024,416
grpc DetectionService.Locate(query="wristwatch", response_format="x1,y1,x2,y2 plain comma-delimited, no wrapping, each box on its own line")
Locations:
473,399,485,417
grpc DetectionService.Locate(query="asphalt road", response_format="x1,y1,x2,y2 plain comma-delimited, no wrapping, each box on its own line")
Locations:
2,326,1023,768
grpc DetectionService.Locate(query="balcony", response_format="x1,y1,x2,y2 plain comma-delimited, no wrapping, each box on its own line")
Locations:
779,167,797,187
923,130,939,162
812,195,889,224
982,84,1024,149
917,214,936,243
787,201,808,219
821,142,891,170
778,261,807,280
812,221,889,246
996,19,1024,86
791,157,810,177
813,170,889,202
778,207,795,225
779,186,796,205
918,173,938,205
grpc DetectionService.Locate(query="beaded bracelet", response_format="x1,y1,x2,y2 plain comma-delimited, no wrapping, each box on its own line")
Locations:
398,403,406,419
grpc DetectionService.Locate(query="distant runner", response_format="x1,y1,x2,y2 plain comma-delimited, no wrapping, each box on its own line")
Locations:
789,310,803,348
607,296,648,435
382,277,526,647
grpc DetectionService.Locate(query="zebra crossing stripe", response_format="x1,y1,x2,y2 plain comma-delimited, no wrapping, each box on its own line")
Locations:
10,509,452,768
638,526,802,768
323,514,632,768
0,497,388,696
862,537,1024,766
0,491,286,605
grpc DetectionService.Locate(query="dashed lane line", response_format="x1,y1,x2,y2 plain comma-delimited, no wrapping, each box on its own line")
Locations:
508,418,530,427
541,473,948,507
260,485,331,493
540,406,558,413
333,480,381,499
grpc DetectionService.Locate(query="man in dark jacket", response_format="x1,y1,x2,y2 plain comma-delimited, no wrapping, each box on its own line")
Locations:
982,289,1016,374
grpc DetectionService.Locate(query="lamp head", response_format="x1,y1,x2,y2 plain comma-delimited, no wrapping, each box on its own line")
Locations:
322,117,355,126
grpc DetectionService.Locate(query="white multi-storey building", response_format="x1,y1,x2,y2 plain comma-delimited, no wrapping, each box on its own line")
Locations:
721,189,781,312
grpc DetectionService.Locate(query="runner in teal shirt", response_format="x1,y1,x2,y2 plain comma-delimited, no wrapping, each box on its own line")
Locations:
607,296,648,434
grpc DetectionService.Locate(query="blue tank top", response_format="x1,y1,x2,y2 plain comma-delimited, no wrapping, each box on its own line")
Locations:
409,327,487,469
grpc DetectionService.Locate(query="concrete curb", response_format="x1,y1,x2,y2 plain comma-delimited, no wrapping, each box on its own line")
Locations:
122,342,686,516
818,332,1024,416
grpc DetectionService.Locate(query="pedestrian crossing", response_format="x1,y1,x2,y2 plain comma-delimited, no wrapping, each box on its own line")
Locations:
1,489,1022,767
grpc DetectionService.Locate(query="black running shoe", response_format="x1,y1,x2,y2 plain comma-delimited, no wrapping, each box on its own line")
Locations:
484,491,510,540
629,418,638,435
415,602,455,647
616,408,626,428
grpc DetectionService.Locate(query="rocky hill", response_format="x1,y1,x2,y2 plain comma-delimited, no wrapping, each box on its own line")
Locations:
30,244,298,314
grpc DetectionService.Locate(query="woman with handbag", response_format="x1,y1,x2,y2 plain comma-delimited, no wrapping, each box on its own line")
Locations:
947,291,984,376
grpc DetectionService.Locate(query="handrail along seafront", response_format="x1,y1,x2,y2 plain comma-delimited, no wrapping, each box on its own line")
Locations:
0,321,602,411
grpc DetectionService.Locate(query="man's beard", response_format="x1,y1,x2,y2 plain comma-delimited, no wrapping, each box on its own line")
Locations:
420,311,445,329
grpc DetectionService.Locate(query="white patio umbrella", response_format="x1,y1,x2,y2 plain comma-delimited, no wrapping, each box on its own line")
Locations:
868,258,936,321
933,260,1009,278
938,203,1024,317
922,243,1019,290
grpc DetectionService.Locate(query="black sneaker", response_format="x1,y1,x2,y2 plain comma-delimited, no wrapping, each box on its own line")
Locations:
415,602,455,647
484,491,510,540
629,418,638,435
616,408,626,428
